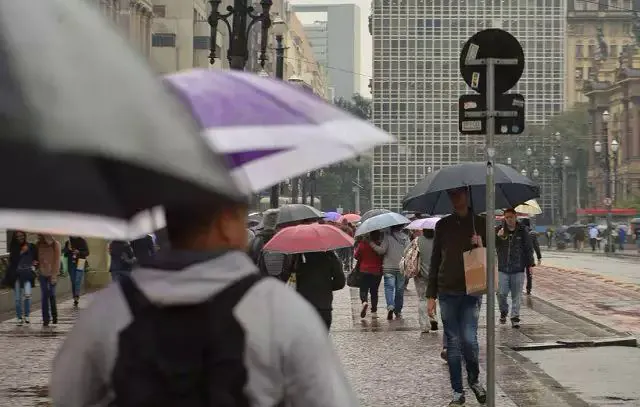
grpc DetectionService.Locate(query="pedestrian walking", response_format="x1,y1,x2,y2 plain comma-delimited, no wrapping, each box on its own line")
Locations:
51,200,358,407
427,187,487,406
412,229,440,333
131,234,155,264
618,227,626,251
3,231,37,325
496,209,535,328
354,230,383,319
589,225,599,251
370,225,409,320
283,251,346,330
62,236,89,307
520,218,541,295
36,234,61,327
574,226,586,252
635,227,640,253
109,240,135,282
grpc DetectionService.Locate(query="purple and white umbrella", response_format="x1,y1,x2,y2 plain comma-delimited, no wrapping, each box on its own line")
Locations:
406,217,441,230
165,69,396,192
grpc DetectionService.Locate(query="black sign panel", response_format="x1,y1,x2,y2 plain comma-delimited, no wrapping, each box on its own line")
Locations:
458,93,525,135
459,29,525,95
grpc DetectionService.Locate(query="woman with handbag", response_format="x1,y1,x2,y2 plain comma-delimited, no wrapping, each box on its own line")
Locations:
5,231,37,325
354,230,383,319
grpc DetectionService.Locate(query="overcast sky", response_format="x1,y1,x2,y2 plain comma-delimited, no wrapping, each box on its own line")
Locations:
289,0,372,97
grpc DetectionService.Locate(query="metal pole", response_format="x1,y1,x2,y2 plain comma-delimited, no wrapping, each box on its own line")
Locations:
355,168,361,213
550,170,556,225
485,58,497,407
228,0,249,70
269,35,285,209
310,172,316,208
562,165,567,224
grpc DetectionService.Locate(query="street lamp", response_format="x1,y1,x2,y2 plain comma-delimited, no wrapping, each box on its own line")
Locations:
521,169,527,176
594,132,620,253
208,0,273,70
507,157,512,165
526,147,532,157
533,168,539,178
549,155,557,224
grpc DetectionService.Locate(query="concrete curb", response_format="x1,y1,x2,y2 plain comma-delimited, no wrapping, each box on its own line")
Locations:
510,336,638,351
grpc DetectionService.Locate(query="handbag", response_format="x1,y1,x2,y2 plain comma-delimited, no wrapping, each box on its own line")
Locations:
346,260,363,288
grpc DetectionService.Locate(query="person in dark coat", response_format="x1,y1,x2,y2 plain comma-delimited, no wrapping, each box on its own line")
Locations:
4,231,37,324
131,234,155,264
63,236,90,307
284,251,345,330
108,240,136,282
520,218,541,295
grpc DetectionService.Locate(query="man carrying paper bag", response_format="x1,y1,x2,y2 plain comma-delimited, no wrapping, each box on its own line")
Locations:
427,187,487,406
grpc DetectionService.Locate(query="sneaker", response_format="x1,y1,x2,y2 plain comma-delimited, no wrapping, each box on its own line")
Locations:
511,317,521,329
448,393,466,406
440,348,448,362
526,290,531,295
24,316,30,324
469,382,487,404
43,321,50,327
499,311,507,324
73,298,79,307
370,312,378,319
394,312,403,319
16,318,23,326
52,317,58,325
387,310,394,320
360,302,369,319
430,320,439,331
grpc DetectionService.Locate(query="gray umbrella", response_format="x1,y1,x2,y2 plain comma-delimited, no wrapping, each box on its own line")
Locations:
360,208,391,223
276,204,324,226
0,0,244,237
354,212,411,237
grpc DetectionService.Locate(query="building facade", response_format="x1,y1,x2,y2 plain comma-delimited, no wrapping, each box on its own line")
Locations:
566,0,636,108
370,0,565,213
291,4,361,100
96,0,154,59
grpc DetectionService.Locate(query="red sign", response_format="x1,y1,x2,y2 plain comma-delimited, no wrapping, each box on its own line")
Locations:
576,208,638,216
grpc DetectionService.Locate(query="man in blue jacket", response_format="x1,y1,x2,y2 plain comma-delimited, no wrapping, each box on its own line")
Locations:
496,208,535,328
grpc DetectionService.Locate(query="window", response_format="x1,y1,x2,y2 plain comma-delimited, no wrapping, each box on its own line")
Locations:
152,33,176,47
152,5,166,18
588,44,595,57
193,36,210,50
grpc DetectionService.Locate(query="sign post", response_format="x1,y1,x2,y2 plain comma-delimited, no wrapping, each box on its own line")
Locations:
459,29,525,407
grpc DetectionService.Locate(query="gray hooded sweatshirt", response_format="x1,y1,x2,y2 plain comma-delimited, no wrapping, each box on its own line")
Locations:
370,230,409,272
49,250,359,407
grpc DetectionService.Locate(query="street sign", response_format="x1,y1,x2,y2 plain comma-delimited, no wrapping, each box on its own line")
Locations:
458,93,525,135
459,29,525,94
604,197,612,207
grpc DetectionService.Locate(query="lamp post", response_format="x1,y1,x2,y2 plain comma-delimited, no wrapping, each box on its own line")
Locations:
549,155,557,225
507,157,512,165
521,169,527,177
533,168,539,178
208,0,273,70
267,16,286,209
562,156,570,224
594,110,619,252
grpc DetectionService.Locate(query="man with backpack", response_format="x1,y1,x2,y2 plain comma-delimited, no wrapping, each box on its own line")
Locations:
50,199,358,407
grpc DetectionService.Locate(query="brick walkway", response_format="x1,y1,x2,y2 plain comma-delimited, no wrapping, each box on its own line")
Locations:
532,266,640,337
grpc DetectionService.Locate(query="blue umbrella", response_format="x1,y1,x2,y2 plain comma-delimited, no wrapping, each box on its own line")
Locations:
324,211,341,222
355,212,411,237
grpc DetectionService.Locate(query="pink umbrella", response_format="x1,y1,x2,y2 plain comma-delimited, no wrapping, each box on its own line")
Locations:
340,213,361,224
406,217,440,230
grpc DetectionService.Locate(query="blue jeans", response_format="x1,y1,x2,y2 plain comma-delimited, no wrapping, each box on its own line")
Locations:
498,272,525,318
68,266,84,298
14,280,32,319
383,270,405,313
439,293,482,394
39,275,57,323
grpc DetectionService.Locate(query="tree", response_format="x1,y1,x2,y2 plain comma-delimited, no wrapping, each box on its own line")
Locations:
333,94,371,120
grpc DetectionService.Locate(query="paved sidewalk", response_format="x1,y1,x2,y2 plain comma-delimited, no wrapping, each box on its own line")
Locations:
531,266,640,337
330,279,629,407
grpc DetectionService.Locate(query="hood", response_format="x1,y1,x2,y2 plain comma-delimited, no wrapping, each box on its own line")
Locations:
133,250,258,305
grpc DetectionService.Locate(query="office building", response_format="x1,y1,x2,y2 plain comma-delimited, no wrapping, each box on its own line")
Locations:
370,0,565,215
291,3,362,99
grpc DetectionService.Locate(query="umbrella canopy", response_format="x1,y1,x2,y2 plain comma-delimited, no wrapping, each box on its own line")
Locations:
406,217,440,231
340,213,361,224
276,204,324,226
323,211,341,222
262,224,354,254
514,199,542,215
164,69,396,192
402,163,540,214
355,212,411,237
0,0,244,239
360,209,391,223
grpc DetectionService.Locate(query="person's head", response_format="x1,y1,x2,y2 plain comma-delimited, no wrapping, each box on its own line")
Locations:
260,209,279,232
391,225,404,234
503,208,518,230
447,187,469,215
520,218,531,228
423,229,435,239
12,231,26,245
165,200,248,251
369,230,382,242
412,229,423,238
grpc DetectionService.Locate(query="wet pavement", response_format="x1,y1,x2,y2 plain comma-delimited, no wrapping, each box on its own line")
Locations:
330,279,633,407
541,250,640,286
531,264,640,337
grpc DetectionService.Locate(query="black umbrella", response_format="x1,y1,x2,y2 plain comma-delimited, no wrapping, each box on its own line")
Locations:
0,0,244,238
276,204,324,226
402,163,540,214
360,209,391,223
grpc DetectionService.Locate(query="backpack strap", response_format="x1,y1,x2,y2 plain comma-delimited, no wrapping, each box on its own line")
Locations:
119,275,153,318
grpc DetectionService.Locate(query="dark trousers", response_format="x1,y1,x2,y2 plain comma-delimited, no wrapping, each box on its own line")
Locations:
39,275,57,324
359,272,382,312
590,238,597,251
525,268,533,293
317,309,332,331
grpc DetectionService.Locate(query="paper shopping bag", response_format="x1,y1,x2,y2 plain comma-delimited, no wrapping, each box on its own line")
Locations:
463,247,497,295
76,258,86,272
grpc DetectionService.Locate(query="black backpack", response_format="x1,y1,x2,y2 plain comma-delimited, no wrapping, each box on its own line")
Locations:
112,273,262,407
